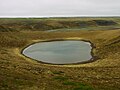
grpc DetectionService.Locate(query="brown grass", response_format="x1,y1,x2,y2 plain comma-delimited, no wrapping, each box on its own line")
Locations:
0,29,120,90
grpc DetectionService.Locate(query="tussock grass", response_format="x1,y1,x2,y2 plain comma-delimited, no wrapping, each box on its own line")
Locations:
0,18,120,90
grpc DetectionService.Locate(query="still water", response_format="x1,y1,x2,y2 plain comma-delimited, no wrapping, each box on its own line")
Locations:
22,41,92,64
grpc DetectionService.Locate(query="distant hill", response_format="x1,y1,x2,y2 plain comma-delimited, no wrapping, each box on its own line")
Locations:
0,17,119,31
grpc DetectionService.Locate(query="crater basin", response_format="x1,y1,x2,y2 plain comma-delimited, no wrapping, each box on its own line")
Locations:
22,41,93,64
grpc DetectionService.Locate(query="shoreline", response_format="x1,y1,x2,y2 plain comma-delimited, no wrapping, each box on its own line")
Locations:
20,38,99,66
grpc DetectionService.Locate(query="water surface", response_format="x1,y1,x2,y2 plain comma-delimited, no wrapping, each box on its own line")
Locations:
23,41,92,64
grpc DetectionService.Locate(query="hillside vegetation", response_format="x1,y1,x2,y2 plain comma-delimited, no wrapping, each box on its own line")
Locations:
0,18,120,90
0,17,120,31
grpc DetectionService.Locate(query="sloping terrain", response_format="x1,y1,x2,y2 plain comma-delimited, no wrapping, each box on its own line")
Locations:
0,18,120,90
0,17,120,31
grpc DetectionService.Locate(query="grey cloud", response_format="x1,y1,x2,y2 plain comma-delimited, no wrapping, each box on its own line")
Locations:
0,0,120,17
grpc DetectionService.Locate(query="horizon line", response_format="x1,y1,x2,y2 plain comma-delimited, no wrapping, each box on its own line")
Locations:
0,15,120,18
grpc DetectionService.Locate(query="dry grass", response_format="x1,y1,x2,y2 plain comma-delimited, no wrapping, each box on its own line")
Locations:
0,17,120,31
0,18,120,90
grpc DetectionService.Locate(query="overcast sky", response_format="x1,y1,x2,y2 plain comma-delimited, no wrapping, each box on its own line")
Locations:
0,0,120,17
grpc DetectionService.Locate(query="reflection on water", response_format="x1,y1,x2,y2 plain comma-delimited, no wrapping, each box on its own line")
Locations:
23,41,92,64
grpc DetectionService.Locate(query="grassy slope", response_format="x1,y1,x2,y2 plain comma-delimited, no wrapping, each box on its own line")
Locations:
0,18,120,90
0,17,120,31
